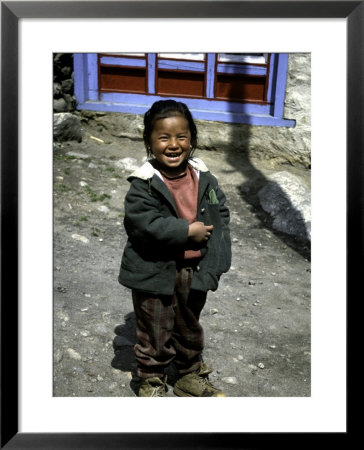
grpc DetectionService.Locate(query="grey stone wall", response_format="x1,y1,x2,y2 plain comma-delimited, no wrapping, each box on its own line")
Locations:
53,53,76,113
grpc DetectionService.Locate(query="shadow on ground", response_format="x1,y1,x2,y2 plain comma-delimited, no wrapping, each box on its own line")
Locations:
223,89,310,260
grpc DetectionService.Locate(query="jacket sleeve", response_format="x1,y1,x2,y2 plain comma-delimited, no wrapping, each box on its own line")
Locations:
123,178,189,246
209,173,230,227
216,185,230,226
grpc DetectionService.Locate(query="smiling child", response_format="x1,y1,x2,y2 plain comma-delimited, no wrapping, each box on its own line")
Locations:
118,99,231,397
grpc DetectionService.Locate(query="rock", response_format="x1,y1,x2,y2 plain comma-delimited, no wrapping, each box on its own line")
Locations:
67,348,82,360
56,286,67,293
258,363,265,369
53,98,68,113
54,349,63,363
258,171,311,241
79,181,88,187
53,82,62,97
61,78,74,94
209,308,218,315
115,157,140,172
53,113,82,142
66,151,90,159
71,234,90,244
95,323,109,336
222,376,238,384
108,382,118,391
56,311,69,322
97,205,110,214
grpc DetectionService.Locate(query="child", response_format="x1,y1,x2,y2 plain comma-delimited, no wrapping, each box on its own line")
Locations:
118,99,231,397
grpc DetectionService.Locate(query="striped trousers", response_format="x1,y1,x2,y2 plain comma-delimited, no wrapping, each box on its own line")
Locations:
132,265,207,379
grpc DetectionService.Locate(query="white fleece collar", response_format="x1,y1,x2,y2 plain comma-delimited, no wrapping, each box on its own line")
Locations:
128,157,209,181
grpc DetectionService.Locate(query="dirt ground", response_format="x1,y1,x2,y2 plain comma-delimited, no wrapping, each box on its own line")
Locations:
53,121,311,397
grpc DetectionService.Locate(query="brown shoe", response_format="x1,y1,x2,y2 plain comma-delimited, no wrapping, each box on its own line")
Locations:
139,375,167,397
173,363,226,397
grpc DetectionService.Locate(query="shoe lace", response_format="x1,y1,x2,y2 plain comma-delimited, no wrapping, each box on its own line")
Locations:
196,370,221,393
151,384,165,397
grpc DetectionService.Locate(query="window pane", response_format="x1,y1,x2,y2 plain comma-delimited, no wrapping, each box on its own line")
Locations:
218,53,267,64
102,53,146,57
158,53,206,61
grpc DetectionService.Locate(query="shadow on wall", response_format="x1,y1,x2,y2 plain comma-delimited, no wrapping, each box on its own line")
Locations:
223,81,311,261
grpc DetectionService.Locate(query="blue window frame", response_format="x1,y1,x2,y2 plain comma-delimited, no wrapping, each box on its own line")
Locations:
74,53,295,127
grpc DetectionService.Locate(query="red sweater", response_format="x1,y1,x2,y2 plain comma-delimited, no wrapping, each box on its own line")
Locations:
162,164,202,260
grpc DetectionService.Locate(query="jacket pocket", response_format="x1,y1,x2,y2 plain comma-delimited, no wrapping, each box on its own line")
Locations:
208,188,219,205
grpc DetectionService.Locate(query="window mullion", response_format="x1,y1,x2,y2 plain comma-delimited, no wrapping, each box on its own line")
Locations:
147,53,156,94
206,53,216,98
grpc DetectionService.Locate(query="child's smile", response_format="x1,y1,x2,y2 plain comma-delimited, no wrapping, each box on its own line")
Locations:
149,115,192,177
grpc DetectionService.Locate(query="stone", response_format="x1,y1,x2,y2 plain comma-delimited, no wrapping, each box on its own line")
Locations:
53,82,62,97
54,349,63,364
53,98,68,113
97,205,110,214
115,157,140,172
95,323,109,336
66,348,82,360
71,234,90,244
61,78,74,94
66,151,90,159
222,376,238,384
258,171,311,241
53,113,82,142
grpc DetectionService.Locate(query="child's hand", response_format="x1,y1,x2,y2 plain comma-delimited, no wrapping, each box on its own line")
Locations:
188,222,214,243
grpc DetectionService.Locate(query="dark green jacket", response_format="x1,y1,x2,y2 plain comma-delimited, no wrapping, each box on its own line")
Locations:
118,158,231,295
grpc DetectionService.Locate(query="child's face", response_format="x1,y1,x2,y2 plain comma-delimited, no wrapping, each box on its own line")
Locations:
149,115,192,177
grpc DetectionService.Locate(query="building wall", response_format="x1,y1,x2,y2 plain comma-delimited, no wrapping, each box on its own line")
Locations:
188,53,311,168
76,53,311,169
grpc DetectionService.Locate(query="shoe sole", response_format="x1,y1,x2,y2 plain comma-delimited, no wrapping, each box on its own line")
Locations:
173,385,195,397
173,385,226,397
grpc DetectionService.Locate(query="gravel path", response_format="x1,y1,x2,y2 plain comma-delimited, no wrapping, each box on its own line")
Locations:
53,126,310,397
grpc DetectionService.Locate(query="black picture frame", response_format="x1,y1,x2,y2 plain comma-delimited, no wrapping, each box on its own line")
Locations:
1,1,359,448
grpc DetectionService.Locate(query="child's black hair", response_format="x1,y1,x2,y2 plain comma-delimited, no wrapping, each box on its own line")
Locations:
143,99,198,158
